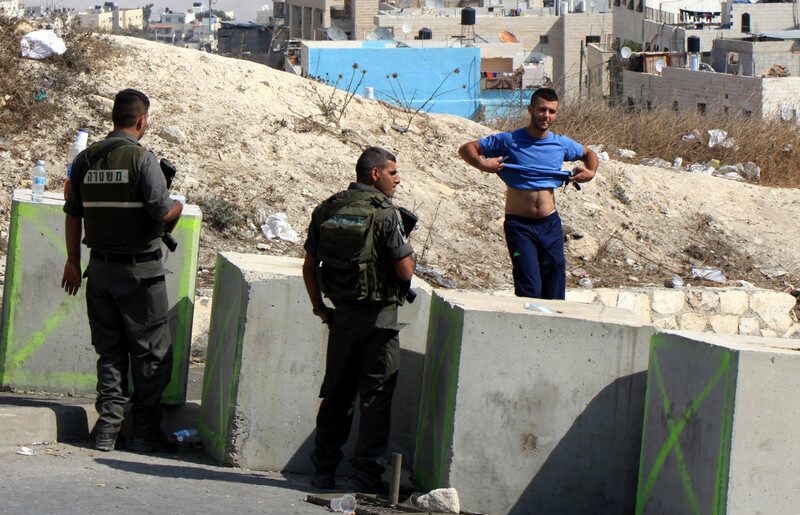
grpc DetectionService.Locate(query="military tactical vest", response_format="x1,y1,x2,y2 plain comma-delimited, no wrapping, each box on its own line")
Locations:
315,189,405,305
76,138,163,247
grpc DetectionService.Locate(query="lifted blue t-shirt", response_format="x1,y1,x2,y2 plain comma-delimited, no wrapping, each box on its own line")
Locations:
479,129,585,190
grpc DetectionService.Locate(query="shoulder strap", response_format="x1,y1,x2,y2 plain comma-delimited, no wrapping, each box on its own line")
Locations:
86,138,139,169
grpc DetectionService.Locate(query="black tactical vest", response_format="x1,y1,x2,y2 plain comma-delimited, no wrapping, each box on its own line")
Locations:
315,189,405,305
77,138,163,247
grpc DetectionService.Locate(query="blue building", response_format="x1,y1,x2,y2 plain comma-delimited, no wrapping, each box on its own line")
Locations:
301,41,481,119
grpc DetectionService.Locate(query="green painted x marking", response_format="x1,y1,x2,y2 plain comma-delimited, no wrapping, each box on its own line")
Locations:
636,351,733,515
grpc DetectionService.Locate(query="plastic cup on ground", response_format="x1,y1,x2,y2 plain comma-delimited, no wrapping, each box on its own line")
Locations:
330,494,356,513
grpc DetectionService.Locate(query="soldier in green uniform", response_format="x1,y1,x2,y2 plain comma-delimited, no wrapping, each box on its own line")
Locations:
303,146,415,492
61,89,183,453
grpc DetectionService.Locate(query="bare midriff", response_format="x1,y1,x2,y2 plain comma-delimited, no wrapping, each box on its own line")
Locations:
505,187,556,218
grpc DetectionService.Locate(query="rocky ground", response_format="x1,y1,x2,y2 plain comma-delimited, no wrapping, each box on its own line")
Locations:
2,35,800,297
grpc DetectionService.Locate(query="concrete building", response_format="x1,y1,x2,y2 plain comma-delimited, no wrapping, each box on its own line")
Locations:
78,5,144,31
622,64,800,119
301,40,481,117
614,0,797,54
78,10,114,30
375,7,613,99
218,21,273,54
278,0,380,41
712,32,800,77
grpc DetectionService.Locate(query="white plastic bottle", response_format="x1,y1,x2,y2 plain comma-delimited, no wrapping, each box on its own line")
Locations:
31,160,47,202
64,129,88,200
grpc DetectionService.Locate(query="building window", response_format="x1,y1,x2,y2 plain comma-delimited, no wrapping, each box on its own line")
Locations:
673,101,679,111
540,35,549,44
741,13,750,33
697,103,706,115
586,35,601,44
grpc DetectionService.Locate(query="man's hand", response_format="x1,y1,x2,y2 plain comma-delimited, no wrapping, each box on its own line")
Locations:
61,261,82,296
570,164,595,183
479,157,506,174
458,140,505,174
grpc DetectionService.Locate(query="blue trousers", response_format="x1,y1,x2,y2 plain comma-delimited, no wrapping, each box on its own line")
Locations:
503,212,566,300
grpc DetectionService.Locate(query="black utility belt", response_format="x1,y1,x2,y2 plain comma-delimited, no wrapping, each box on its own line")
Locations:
91,248,162,264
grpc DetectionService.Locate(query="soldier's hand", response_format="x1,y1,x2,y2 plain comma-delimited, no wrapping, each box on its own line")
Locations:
318,306,335,325
61,261,82,296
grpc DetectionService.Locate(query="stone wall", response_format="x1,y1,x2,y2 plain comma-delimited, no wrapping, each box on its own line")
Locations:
566,287,799,339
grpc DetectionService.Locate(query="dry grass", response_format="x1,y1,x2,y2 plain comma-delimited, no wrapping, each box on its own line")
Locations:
493,96,800,189
0,15,116,135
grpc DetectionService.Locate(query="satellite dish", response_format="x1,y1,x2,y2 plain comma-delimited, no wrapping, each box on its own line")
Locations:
589,0,596,9
375,27,394,40
654,59,665,73
424,0,435,7
434,0,444,7
499,30,518,43
365,32,379,40
620,46,632,59
326,26,348,40
401,21,412,34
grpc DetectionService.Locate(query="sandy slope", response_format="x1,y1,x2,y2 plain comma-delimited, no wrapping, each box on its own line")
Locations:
5,35,800,292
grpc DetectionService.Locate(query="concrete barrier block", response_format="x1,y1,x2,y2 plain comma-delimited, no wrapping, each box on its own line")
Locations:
0,190,201,404
414,290,654,515
636,331,800,514
198,252,431,473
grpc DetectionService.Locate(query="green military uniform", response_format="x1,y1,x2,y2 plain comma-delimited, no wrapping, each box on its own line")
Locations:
64,131,175,442
305,182,413,488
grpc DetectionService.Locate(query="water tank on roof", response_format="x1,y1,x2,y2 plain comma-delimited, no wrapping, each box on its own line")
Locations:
687,35,700,53
461,7,475,25
418,27,432,39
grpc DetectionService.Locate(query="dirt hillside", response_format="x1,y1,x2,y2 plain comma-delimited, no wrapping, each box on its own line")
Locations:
3,35,800,294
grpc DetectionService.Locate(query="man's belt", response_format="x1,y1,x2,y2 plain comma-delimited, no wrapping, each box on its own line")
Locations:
90,248,162,264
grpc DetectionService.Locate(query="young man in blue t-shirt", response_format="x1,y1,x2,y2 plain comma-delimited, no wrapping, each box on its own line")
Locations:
459,88,598,299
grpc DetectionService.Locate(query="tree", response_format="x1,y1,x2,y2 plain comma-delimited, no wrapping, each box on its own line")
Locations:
141,3,153,28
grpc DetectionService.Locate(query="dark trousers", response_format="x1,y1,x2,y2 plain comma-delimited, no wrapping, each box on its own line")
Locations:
85,258,173,437
504,211,566,300
311,307,400,484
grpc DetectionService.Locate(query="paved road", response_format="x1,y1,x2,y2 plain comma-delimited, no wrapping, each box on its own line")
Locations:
1,441,342,515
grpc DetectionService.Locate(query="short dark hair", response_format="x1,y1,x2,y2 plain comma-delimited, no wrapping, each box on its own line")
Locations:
356,146,396,182
530,87,559,106
112,89,150,128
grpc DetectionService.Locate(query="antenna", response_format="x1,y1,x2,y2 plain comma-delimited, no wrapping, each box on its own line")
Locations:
326,26,348,40
620,46,632,58
401,21,412,34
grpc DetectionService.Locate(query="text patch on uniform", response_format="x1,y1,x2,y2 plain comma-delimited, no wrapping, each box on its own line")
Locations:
85,169,129,184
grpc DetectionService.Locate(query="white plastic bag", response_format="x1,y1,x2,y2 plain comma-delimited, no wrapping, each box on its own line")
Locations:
20,30,67,59
260,213,299,243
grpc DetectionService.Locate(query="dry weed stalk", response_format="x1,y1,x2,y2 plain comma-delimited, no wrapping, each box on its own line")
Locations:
379,68,465,132
310,63,367,126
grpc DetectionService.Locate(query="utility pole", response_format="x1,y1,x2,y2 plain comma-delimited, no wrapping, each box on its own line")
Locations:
579,40,584,99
